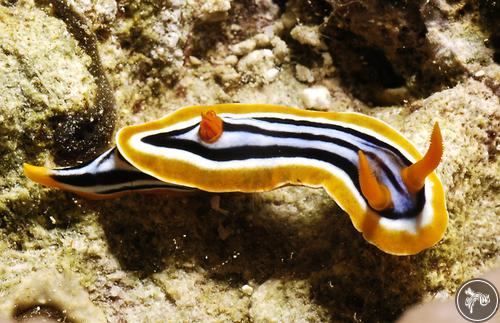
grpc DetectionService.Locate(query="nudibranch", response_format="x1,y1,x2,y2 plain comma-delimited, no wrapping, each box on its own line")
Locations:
24,104,448,255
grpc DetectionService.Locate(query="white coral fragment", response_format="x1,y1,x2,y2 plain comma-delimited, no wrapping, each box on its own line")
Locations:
300,86,331,110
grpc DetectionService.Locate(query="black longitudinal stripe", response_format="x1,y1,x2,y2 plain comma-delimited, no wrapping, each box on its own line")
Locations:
149,115,410,165
254,117,411,164
141,134,425,219
222,122,407,193
52,169,164,188
99,183,194,195
155,115,407,163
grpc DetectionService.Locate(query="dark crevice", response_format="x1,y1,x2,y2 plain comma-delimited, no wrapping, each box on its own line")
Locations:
14,304,71,323
320,0,467,106
324,27,408,105
0,0,18,6
273,0,287,13
34,0,116,165
478,0,500,64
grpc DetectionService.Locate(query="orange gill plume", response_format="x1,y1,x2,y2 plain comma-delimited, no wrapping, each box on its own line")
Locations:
199,110,224,143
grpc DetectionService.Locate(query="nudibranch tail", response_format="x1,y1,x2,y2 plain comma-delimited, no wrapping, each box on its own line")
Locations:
24,163,63,191
401,122,443,194
23,162,107,199
199,110,223,143
23,148,195,199
357,150,393,211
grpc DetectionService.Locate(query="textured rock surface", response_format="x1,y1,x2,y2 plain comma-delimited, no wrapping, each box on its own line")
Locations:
0,0,498,322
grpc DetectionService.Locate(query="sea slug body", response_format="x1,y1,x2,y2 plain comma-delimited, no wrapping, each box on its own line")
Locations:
24,104,448,255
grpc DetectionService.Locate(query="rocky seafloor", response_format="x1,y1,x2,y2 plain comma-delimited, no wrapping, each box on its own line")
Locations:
0,0,498,322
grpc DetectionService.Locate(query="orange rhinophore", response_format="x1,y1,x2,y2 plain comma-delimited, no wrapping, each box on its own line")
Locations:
358,150,393,211
401,123,443,194
199,110,223,143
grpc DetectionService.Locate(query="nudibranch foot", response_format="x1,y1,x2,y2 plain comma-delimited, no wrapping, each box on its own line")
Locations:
23,148,195,199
